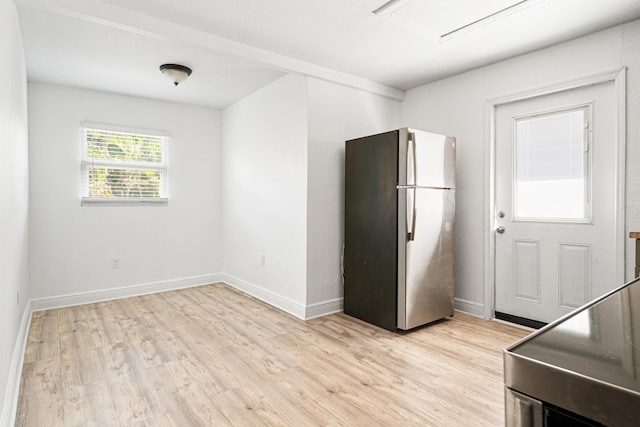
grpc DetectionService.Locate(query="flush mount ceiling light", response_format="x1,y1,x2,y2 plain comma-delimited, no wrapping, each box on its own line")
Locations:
159,64,192,86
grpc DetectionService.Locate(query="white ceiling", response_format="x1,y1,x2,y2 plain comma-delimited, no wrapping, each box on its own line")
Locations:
15,0,640,109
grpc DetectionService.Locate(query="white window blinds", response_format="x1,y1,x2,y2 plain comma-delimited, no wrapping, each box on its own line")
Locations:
514,106,589,221
81,126,168,202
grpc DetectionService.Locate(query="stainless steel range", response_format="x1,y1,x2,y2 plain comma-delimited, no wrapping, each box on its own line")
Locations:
504,277,640,426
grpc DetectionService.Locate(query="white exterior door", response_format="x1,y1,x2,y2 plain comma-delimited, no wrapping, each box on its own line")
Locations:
494,81,617,324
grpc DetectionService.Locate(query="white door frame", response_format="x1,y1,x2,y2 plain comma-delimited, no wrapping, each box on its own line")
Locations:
483,67,627,320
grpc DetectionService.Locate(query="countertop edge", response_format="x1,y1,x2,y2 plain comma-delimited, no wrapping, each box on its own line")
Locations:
504,350,640,426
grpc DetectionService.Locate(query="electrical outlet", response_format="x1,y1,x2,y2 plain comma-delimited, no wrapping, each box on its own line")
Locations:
260,253,266,266
111,258,120,269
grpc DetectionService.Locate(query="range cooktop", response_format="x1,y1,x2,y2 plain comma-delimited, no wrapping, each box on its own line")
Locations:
504,277,640,426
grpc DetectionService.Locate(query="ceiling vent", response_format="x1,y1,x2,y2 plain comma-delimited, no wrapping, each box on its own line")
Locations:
373,0,544,42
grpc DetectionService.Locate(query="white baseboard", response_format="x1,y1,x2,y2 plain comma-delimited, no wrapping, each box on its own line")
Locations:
305,298,343,320
31,274,224,311
0,300,33,427
29,272,343,320
221,274,307,320
454,297,486,318
221,274,343,320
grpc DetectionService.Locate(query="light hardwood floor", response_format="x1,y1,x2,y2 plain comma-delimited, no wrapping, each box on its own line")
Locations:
16,283,528,426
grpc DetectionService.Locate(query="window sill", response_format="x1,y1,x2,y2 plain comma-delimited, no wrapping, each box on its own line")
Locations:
81,197,168,206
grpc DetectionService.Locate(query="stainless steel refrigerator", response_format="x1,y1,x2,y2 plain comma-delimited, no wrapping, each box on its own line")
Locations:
344,128,455,331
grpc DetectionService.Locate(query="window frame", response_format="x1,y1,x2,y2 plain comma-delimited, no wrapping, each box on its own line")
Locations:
80,122,169,205
511,103,593,224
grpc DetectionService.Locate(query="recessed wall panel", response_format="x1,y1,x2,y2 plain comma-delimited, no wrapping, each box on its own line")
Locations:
513,240,541,303
559,243,591,309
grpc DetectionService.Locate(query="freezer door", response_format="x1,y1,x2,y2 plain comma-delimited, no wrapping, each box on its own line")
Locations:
398,188,455,330
408,128,456,189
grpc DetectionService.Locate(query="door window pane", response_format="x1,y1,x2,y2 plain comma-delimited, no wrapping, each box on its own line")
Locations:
514,107,589,221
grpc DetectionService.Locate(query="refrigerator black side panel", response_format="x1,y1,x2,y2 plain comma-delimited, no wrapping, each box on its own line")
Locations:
344,131,399,331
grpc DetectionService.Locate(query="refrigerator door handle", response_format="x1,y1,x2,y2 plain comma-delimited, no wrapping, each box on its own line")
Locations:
409,188,416,241
408,132,417,241
407,131,417,186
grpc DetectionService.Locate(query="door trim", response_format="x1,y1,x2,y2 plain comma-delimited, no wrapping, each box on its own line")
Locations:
484,67,627,320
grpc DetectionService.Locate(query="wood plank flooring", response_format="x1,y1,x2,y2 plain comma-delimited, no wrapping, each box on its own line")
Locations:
15,283,528,426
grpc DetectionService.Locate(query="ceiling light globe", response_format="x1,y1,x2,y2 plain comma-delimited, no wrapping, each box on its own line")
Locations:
159,64,192,86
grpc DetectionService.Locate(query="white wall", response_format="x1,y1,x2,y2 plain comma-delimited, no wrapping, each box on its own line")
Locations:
623,21,640,279
28,84,223,300
401,20,640,314
306,78,400,307
0,0,29,424
222,74,309,310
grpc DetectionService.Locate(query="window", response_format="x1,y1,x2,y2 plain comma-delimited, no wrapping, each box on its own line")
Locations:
81,125,168,203
514,105,590,221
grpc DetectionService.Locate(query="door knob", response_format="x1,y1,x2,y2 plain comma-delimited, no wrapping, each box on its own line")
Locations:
496,226,505,234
